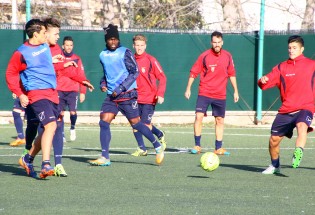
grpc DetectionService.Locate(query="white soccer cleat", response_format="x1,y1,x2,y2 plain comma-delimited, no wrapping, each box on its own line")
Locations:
70,129,76,141
262,164,280,174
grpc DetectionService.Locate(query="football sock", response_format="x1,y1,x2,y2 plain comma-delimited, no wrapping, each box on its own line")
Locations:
24,153,34,163
53,120,64,165
61,118,65,138
132,122,160,148
215,140,223,150
70,114,77,130
25,120,38,150
133,130,146,151
12,111,24,139
41,160,51,169
298,146,304,151
99,120,111,159
271,157,280,168
152,125,163,139
194,135,201,147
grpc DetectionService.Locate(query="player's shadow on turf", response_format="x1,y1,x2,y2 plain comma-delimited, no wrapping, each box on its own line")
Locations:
219,163,289,177
66,156,157,166
0,163,42,179
0,141,10,145
72,147,129,155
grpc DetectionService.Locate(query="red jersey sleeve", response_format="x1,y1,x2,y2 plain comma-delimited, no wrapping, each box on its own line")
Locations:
189,51,207,78
77,57,87,94
258,64,281,90
151,57,167,98
6,51,26,97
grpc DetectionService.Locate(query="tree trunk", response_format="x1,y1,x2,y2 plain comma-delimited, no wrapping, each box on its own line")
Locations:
301,0,315,30
221,0,247,32
81,0,92,27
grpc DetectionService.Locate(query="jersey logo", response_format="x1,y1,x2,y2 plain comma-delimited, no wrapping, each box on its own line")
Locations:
209,64,217,72
132,101,138,109
38,111,45,121
141,67,146,73
148,114,153,121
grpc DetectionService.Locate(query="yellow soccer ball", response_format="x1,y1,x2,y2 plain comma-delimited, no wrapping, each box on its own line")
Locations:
200,152,220,171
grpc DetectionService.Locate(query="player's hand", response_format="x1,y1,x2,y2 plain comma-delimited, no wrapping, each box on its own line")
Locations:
64,61,78,68
12,93,17,99
79,93,85,103
260,76,269,84
82,81,94,92
19,94,29,108
52,54,64,63
234,92,239,103
156,96,164,104
111,85,125,98
101,86,108,92
184,90,191,100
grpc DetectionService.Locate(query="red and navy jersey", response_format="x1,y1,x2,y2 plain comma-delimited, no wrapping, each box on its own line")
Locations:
50,44,87,88
258,54,315,114
6,41,59,104
190,48,236,99
56,51,87,94
134,52,167,104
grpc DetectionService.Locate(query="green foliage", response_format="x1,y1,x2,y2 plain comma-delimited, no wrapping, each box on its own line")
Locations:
133,0,203,29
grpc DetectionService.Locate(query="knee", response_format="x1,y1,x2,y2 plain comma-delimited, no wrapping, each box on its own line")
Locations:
269,136,281,147
99,120,110,129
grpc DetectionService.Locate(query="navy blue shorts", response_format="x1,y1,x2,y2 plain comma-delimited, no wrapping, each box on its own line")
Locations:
30,99,59,126
271,110,313,138
100,96,139,120
195,95,226,117
138,104,155,124
58,91,78,112
13,98,25,111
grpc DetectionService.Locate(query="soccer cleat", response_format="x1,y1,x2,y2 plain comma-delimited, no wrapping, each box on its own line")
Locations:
21,149,29,157
54,164,68,177
131,148,148,156
70,129,76,141
39,164,55,179
19,156,37,178
292,147,303,168
262,165,280,174
88,157,111,166
10,138,26,147
191,146,202,154
155,146,164,165
214,148,230,155
159,130,167,150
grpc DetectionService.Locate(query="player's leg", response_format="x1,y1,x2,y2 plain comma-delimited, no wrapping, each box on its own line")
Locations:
122,99,164,164
211,99,229,155
58,91,67,143
10,99,26,147
53,114,68,177
292,110,313,168
262,113,292,174
148,105,167,150
22,105,39,156
68,92,79,141
191,96,209,154
89,97,116,166
32,100,58,178
131,104,147,156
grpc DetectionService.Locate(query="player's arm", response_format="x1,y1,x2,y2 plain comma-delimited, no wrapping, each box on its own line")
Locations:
229,76,239,103
5,51,28,107
153,59,167,104
77,58,87,95
185,55,203,100
258,64,281,90
185,77,195,100
112,49,139,97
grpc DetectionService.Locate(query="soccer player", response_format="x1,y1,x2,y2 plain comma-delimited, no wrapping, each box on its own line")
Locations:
88,24,164,166
6,19,61,179
9,94,26,147
6,19,94,179
131,34,167,156
184,31,239,155
59,36,87,142
258,35,315,174
43,17,93,177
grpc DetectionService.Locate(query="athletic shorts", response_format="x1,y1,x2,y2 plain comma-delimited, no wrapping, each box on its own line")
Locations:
30,99,59,126
100,96,139,120
195,95,226,117
138,104,155,124
271,110,313,138
58,91,78,112
13,98,25,111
